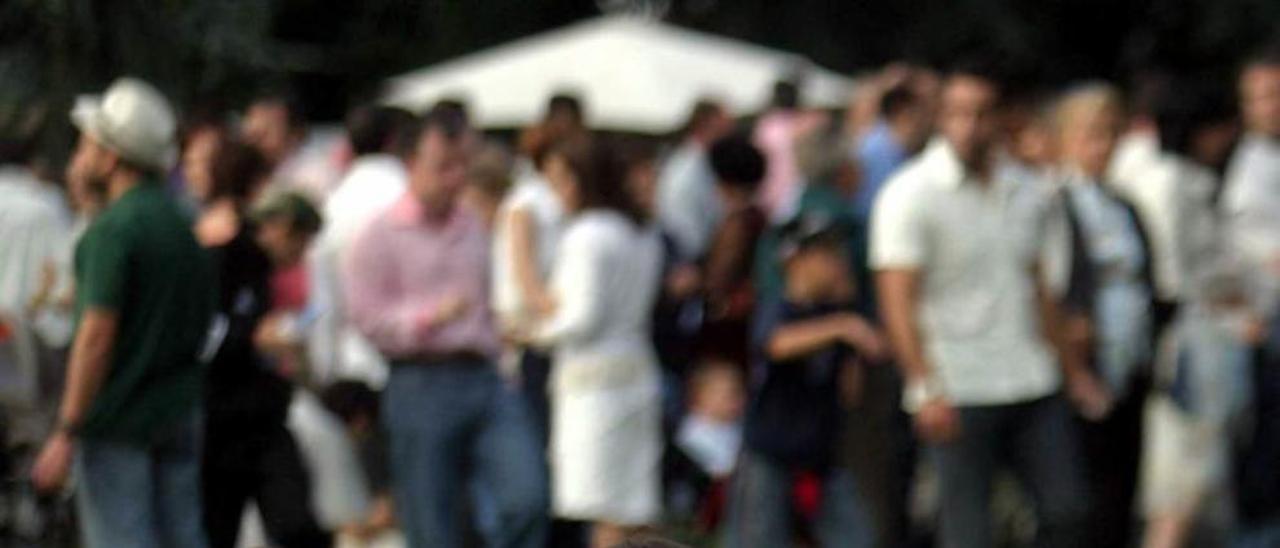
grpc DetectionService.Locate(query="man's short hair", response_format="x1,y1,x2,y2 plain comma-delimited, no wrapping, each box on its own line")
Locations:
879,85,919,119
346,105,414,157
681,99,726,137
709,133,766,191
546,93,584,124
1243,41,1280,72
428,98,470,130
411,107,468,150
945,56,1005,98
770,79,801,110
179,99,229,150
249,88,306,131
1154,76,1234,156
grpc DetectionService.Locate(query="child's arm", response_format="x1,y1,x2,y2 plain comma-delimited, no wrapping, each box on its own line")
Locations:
765,313,883,362
839,312,888,360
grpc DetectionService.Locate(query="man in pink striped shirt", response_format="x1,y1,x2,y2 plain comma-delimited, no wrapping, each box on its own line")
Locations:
345,111,547,548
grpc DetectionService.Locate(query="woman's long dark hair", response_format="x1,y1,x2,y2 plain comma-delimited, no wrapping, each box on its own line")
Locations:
208,139,270,207
550,135,646,226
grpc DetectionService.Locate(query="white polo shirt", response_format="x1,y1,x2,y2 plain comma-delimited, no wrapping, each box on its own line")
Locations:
1221,133,1280,315
870,138,1061,406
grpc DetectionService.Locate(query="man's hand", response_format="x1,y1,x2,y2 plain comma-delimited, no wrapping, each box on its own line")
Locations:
915,398,961,444
27,261,58,315
1239,314,1268,346
1063,314,1093,352
253,313,291,356
32,431,74,493
427,295,471,329
529,290,557,319
1065,369,1112,421
664,265,702,300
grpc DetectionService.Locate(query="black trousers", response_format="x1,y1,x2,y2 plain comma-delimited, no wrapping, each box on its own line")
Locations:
518,349,553,449
202,423,331,548
1077,376,1149,548
517,349,588,548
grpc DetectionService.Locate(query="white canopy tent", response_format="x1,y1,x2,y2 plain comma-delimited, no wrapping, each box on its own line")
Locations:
383,15,855,133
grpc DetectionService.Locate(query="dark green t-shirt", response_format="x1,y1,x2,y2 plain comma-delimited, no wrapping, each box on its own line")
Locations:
74,181,215,445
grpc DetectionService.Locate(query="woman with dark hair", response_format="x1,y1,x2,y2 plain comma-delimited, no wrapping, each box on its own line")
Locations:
1116,78,1255,548
532,137,665,548
194,139,331,548
700,134,768,368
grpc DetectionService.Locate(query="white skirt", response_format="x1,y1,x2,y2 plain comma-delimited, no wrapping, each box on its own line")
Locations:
549,355,662,525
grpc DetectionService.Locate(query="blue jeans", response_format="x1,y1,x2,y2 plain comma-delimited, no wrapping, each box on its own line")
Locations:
1236,518,1280,548
73,412,207,548
931,395,1089,548
384,362,548,548
723,451,875,548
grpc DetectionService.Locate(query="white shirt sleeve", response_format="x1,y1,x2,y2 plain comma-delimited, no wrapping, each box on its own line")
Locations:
535,223,604,345
1222,142,1280,268
658,153,714,260
1040,190,1072,297
870,175,928,269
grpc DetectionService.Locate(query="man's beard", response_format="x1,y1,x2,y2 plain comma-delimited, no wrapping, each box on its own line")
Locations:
85,173,109,198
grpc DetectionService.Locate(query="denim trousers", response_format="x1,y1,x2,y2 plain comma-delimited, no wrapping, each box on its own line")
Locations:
383,361,548,548
1235,518,1280,548
723,450,875,548
73,412,207,548
931,395,1089,548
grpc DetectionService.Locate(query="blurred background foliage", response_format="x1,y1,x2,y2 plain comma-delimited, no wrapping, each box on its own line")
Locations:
1,0,1277,169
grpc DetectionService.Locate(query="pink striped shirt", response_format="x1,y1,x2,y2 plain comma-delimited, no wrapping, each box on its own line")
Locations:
344,192,500,360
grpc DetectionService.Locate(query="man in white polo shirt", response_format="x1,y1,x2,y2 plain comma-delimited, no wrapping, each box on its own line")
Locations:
872,63,1103,548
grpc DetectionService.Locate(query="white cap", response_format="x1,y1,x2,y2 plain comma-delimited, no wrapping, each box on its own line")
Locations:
70,77,178,171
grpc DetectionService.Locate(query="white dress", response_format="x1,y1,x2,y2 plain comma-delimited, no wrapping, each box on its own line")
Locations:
535,210,664,525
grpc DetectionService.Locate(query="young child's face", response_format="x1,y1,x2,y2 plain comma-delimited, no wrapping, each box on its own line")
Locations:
256,220,312,268
788,244,850,297
693,368,746,424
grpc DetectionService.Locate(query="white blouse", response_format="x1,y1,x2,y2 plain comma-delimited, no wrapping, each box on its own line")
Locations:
535,210,664,369
492,169,565,329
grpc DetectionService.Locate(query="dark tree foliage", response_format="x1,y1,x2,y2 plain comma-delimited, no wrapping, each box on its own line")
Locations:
0,0,1276,168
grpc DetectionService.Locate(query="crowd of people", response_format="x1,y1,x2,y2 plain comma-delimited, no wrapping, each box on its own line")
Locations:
0,42,1278,548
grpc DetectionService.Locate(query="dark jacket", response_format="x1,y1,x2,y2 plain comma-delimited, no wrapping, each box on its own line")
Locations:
1057,184,1174,367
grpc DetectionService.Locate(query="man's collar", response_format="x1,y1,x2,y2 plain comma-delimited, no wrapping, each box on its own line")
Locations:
920,137,967,188
388,191,461,229
354,153,404,168
923,137,1043,194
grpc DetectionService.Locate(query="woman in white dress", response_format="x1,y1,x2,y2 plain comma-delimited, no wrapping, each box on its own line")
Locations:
533,137,665,548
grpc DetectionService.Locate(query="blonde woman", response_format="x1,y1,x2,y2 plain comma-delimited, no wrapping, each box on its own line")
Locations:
1045,83,1160,548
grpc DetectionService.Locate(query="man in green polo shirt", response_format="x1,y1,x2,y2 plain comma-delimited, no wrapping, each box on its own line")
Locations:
31,77,215,548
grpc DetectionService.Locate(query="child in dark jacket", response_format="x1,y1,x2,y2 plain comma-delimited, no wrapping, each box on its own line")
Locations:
723,214,887,548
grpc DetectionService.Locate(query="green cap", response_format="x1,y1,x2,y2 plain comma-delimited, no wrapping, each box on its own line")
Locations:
251,191,322,235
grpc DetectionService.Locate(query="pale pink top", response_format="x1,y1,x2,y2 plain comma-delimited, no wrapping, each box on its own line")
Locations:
344,192,500,360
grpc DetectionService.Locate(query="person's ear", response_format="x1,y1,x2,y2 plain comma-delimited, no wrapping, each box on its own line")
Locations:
100,150,122,177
